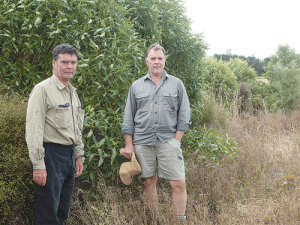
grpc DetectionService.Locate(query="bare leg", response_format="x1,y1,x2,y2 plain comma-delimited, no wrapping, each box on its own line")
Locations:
169,179,187,215
143,175,158,208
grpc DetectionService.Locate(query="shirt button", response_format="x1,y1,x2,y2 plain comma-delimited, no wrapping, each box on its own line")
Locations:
155,112,157,114
155,102,157,104
155,122,157,124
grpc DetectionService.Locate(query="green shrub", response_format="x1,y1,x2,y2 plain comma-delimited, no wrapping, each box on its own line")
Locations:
199,94,229,129
0,94,34,225
1,0,207,190
202,57,238,107
182,125,237,162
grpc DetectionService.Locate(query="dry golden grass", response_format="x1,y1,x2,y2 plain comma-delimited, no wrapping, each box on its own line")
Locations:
69,110,300,224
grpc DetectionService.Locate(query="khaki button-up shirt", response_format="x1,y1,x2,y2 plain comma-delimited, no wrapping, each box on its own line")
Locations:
122,70,191,146
26,75,84,169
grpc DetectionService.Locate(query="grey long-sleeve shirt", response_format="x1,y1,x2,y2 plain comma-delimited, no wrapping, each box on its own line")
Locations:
122,70,191,146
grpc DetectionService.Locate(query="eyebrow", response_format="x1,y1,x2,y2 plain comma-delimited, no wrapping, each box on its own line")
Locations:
61,60,77,63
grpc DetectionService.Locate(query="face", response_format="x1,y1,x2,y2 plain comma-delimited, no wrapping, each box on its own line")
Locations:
145,49,165,77
53,53,77,86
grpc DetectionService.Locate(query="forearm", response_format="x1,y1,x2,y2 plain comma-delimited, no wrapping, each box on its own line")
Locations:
124,133,135,159
125,133,134,147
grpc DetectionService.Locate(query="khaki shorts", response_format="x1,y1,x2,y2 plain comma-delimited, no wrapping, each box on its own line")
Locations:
134,138,185,180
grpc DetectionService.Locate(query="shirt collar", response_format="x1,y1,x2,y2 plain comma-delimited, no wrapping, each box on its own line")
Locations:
144,70,169,81
51,74,76,91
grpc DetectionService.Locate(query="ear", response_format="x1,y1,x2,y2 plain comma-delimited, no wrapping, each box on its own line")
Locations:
145,58,149,66
52,59,56,67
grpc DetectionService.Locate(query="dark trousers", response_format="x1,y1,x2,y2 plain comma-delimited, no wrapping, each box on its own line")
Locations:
34,143,75,225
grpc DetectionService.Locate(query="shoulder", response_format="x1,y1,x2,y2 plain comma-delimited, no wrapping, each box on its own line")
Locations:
30,78,51,94
165,73,184,87
166,74,182,82
132,74,147,85
37,77,51,86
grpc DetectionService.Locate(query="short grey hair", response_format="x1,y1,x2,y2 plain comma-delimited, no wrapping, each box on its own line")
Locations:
52,43,78,61
147,44,166,58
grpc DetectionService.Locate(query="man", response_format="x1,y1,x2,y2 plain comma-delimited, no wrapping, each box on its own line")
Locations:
122,44,191,220
26,43,85,225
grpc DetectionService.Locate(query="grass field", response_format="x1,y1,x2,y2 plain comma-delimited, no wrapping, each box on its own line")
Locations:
69,111,300,224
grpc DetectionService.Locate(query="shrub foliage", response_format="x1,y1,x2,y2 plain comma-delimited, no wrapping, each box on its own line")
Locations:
0,0,207,187
0,94,34,225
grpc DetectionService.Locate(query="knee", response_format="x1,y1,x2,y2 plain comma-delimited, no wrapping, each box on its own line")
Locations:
170,180,186,192
143,175,157,187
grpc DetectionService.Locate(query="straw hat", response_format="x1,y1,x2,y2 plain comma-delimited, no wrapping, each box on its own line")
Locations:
119,148,142,185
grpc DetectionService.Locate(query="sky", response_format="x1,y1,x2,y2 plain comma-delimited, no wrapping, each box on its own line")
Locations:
182,0,300,60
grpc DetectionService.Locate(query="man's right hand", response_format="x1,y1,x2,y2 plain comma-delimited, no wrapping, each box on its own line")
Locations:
33,169,47,186
124,134,135,159
124,144,135,159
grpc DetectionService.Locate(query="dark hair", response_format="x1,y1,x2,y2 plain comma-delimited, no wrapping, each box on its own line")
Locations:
146,44,165,58
52,43,78,61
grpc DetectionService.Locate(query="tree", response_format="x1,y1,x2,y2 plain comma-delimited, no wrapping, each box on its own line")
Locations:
213,54,267,76
203,57,238,106
0,0,207,185
228,58,257,82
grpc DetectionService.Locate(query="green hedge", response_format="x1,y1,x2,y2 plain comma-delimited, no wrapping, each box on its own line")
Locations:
0,94,34,225
1,0,207,189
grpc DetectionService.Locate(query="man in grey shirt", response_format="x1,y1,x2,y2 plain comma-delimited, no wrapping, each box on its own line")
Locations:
122,44,191,220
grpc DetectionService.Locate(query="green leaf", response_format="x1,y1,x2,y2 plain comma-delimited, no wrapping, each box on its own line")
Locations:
34,17,42,27
110,147,116,165
87,130,93,138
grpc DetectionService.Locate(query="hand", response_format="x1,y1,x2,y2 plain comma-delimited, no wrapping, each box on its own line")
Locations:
174,130,185,142
75,156,84,178
33,169,47,186
124,144,135,159
124,134,135,159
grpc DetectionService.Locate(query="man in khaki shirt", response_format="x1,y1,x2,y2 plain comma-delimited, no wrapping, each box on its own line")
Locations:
26,43,84,225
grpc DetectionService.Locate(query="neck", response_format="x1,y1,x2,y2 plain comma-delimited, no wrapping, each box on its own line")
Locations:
150,73,162,87
150,72,163,80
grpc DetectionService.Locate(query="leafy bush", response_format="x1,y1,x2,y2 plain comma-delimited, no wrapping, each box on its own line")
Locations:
0,94,34,225
228,58,257,82
199,95,229,129
202,57,238,106
182,126,237,162
1,0,207,190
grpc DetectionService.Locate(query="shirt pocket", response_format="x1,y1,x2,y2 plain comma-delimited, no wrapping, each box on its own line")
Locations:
161,92,178,111
135,92,151,112
55,107,70,129
75,107,85,130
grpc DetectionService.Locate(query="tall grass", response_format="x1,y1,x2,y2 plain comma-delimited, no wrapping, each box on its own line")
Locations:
69,110,300,224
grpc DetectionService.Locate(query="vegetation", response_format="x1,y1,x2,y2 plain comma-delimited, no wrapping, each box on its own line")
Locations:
0,0,207,189
66,109,300,224
263,45,300,112
2,0,300,224
0,94,34,225
213,53,269,76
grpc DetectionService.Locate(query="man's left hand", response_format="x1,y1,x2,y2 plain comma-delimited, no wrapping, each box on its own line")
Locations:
75,156,84,178
175,130,185,142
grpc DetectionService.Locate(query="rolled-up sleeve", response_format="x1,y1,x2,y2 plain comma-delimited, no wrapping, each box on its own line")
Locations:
26,87,47,170
122,86,136,136
177,81,191,131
